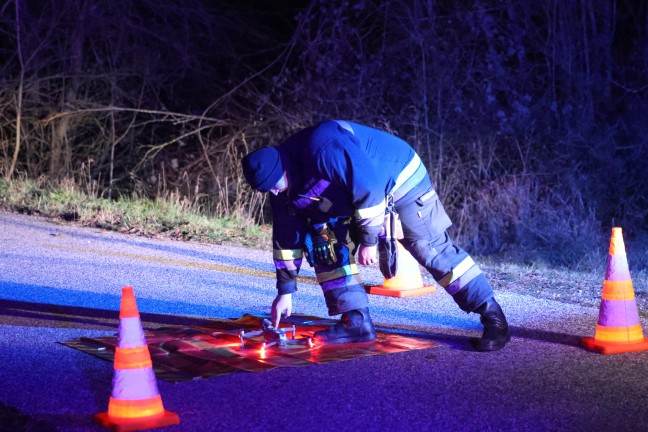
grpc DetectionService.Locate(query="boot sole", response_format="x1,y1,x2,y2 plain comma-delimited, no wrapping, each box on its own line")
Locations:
471,334,511,352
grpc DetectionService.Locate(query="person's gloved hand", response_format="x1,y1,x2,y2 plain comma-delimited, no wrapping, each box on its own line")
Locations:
271,293,292,328
312,224,338,265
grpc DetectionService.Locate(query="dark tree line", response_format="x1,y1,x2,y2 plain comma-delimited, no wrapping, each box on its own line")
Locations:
1,0,646,264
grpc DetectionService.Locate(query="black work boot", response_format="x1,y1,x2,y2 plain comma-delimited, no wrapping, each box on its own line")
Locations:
471,298,510,351
313,307,377,344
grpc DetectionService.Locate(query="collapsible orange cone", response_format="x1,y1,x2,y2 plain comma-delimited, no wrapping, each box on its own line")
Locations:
582,227,648,354
94,286,180,431
366,242,437,298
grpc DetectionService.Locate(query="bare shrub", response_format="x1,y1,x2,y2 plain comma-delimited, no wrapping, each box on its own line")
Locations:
0,0,646,268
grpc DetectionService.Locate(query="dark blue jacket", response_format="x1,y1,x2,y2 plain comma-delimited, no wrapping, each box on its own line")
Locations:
270,120,430,294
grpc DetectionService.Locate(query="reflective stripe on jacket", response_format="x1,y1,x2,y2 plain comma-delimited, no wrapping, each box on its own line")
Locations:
269,120,431,293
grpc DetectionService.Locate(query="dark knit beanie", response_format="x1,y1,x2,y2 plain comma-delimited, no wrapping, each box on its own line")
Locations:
241,147,283,192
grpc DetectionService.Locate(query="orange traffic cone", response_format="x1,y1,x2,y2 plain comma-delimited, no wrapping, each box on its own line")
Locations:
94,286,180,431
582,227,648,354
366,242,437,298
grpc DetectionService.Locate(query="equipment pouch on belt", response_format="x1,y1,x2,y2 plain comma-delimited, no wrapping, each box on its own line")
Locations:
378,194,398,279
311,223,338,265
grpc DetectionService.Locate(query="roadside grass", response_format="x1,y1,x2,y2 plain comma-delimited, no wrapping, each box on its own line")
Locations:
0,177,272,249
1,176,645,315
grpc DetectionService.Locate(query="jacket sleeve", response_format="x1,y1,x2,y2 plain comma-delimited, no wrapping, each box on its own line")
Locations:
269,194,308,294
317,138,385,246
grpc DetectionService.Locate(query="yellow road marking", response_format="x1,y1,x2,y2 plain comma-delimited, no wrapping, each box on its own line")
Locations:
48,244,318,285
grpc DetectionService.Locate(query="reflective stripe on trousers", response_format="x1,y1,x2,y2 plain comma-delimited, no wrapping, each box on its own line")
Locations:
313,218,369,315
396,190,494,312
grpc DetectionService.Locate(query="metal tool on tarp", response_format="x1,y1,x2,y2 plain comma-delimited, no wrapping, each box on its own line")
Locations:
239,318,313,349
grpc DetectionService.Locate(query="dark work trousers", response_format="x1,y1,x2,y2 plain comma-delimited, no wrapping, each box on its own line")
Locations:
395,189,494,313
310,217,369,315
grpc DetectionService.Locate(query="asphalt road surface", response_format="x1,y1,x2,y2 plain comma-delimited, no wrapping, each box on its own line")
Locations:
1,211,647,432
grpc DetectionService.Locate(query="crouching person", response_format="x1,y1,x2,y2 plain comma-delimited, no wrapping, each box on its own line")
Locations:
241,120,510,351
